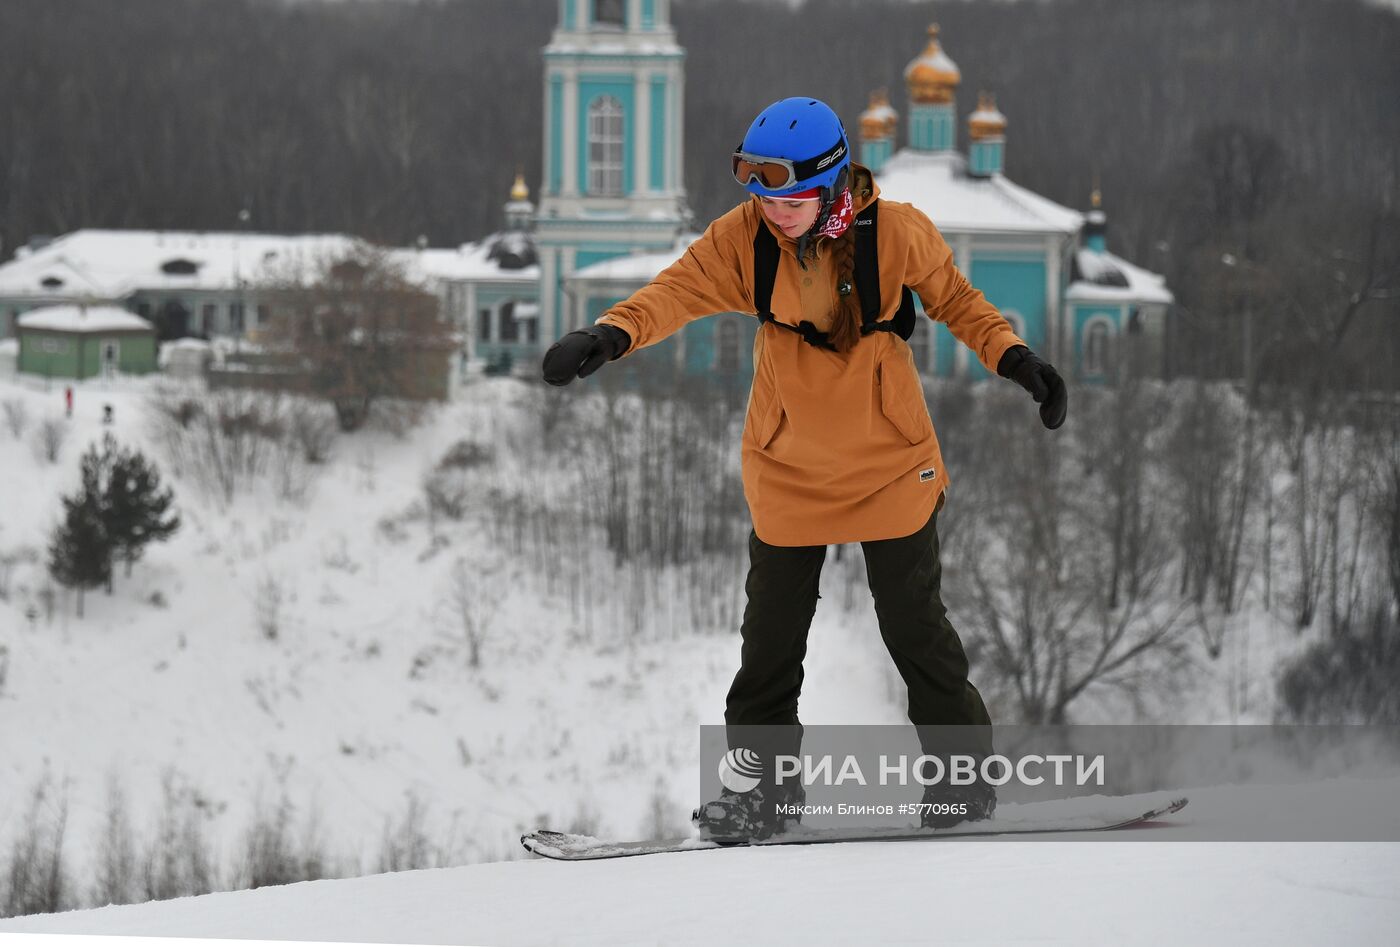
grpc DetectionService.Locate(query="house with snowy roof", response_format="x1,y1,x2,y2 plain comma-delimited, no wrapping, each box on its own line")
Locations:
15,304,157,380
0,230,469,391
483,4,1172,384
0,230,364,343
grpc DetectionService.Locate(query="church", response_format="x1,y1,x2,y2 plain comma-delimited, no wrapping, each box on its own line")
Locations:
452,0,1172,385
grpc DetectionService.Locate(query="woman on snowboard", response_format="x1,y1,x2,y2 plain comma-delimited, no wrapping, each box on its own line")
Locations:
542,97,1066,840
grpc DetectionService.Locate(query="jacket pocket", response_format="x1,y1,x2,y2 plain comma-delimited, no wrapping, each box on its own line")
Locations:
877,345,934,445
754,396,784,449
747,346,785,450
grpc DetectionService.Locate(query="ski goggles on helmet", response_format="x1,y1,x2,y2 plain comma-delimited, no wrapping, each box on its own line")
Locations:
732,136,849,191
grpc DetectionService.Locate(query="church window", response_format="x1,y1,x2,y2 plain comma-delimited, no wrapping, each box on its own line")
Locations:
500,300,519,342
1084,318,1114,376
479,308,492,342
594,0,625,27
587,96,625,196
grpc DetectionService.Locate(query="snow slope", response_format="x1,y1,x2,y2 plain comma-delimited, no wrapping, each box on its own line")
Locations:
0,370,1381,934
0,372,909,886
4,780,1400,945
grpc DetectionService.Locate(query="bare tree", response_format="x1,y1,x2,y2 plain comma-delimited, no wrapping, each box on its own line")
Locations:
263,246,455,432
1162,382,1263,619
961,387,1189,722
443,555,506,670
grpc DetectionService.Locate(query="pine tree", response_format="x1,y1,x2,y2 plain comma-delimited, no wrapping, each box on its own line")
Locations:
104,440,180,578
47,444,112,618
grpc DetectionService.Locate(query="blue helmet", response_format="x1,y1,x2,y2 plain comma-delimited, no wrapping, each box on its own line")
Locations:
733,97,851,199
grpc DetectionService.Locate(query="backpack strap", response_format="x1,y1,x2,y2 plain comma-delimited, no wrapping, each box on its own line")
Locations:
752,224,839,352
853,202,918,342
751,200,917,350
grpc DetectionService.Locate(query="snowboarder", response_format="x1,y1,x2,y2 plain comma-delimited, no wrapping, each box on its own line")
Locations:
542,97,1067,840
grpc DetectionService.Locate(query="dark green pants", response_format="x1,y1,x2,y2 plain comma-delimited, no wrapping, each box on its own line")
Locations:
724,505,993,759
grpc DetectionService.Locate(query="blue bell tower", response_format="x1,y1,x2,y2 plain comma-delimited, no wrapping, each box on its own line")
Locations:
537,0,689,343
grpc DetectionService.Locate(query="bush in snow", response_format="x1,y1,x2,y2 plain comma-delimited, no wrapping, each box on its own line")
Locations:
235,794,336,890
289,400,338,464
0,775,73,919
1278,596,1400,724
2,398,28,439
31,416,66,464
374,793,436,873
150,388,322,504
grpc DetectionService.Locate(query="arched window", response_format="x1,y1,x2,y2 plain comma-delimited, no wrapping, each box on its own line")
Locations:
587,96,625,196
714,317,740,374
1083,318,1115,376
594,0,625,27
499,300,519,342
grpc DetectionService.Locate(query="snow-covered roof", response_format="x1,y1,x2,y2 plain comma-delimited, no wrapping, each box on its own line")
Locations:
0,230,367,300
1067,249,1174,305
411,233,539,284
568,236,697,283
18,304,154,333
874,150,1083,235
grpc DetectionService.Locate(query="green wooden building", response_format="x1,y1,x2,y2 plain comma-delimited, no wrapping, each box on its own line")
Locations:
17,304,157,379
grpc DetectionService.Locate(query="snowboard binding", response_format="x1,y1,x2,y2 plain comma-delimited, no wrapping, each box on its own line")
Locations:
692,780,806,844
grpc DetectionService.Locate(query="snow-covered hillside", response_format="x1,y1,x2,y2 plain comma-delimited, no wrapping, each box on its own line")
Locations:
3,780,1400,945
0,369,1382,928
0,371,911,895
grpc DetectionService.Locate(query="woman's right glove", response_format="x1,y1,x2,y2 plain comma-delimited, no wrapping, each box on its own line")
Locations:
996,345,1068,430
541,324,632,386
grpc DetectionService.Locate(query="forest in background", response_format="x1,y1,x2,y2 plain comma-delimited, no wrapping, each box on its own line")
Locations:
0,0,1397,386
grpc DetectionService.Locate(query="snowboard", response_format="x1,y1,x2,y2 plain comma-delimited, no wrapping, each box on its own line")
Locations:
521,793,1189,861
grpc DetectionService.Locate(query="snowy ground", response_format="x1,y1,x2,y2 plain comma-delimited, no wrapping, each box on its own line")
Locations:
3,780,1400,945
0,372,909,883
0,370,1375,935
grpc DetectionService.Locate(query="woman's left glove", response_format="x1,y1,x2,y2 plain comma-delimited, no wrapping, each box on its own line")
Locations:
541,324,632,386
996,345,1067,430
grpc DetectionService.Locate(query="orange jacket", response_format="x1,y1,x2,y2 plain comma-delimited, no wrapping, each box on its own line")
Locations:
597,165,1025,546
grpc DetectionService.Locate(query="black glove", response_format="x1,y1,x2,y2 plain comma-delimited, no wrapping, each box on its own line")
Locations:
541,324,632,386
996,345,1067,430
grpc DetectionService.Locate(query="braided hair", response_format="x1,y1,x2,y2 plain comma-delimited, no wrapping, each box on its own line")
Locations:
826,226,862,353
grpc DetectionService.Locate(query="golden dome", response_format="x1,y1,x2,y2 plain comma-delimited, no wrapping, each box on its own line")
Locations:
904,24,961,105
859,89,899,140
967,92,1007,141
510,168,530,202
